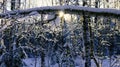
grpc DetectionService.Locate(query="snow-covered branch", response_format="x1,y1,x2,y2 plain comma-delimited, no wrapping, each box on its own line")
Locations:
0,5,120,18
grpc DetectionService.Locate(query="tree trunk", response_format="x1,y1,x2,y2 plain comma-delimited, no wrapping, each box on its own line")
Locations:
11,0,20,10
83,14,91,67
11,0,15,10
82,0,91,67
41,50,45,67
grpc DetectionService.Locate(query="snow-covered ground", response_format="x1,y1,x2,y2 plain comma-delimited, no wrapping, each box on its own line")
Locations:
23,56,120,67
23,57,59,67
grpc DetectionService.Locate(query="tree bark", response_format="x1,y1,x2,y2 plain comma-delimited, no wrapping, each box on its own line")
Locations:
41,50,45,67
82,0,91,67
11,0,15,10
83,14,91,67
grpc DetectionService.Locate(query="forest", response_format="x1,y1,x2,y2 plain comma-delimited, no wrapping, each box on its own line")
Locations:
0,0,120,67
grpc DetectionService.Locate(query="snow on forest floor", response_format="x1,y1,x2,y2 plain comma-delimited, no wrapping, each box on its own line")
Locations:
22,56,120,67
23,57,58,67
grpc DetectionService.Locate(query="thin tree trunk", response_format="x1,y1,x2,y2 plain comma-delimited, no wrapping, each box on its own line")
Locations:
82,0,91,67
89,25,100,67
89,0,100,67
41,50,45,67
83,14,91,67
11,0,15,10
34,50,37,67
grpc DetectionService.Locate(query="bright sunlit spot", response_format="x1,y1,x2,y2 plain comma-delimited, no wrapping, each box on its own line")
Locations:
58,11,71,22
64,14,71,22
58,11,64,18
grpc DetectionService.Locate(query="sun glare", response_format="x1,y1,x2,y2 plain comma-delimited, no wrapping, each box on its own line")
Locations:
58,11,64,18
64,14,71,22
58,11,71,22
